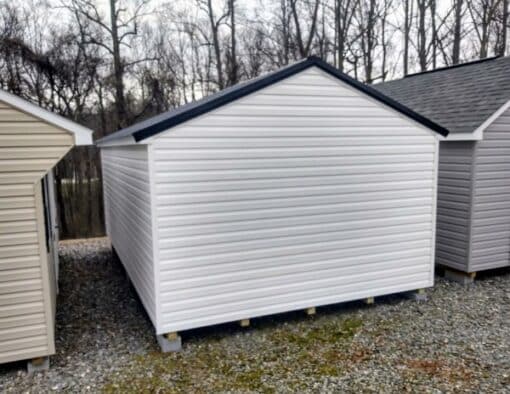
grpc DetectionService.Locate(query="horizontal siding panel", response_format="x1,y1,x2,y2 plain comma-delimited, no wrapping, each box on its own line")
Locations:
0,196,34,210
0,122,66,134
0,244,38,259
160,222,432,258
0,267,40,282
160,210,430,239
0,184,34,197
160,231,432,271
101,146,156,325
0,108,40,122
156,172,433,195
160,275,431,332
0,134,73,147
155,145,435,159
0,324,46,342
157,135,430,151
161,265,431,312
0,290,43,307
0,159,65,173
0,147,70,159
0,255,40,270
0,232,38,247
0,220,36,235
0,172,45,185
159,197,432,219
162,257,430,296
0,313,45,330
155,162,434,182
0,301,44,318
0,335,48,353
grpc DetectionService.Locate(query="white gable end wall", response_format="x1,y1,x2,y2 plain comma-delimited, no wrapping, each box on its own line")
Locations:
149,67,439,334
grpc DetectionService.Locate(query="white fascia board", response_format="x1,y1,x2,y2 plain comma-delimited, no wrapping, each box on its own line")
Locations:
0,89,93,145
443,132,482,141
470,100,510,141
96,135,137,147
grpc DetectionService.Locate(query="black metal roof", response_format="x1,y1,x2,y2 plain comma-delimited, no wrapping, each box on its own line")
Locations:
97,56,448,145
375,56,510,135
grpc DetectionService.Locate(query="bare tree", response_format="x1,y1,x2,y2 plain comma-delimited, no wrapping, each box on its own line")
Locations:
290,0,320,57
452,0,464,64
63,0,151,128
467,0,503,58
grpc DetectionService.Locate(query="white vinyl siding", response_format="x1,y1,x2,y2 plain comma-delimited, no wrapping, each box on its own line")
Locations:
151,68,438,334
435,142,475,271
101,146,156,324
470,107,510,271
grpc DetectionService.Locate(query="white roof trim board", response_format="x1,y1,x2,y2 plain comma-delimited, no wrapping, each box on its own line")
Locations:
0,89,93,145
470,100,510,140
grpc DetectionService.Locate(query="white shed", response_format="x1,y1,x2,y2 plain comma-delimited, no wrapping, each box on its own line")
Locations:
97,57,448,350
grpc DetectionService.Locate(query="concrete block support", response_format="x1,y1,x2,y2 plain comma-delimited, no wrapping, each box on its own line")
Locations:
444,269,476,285
157,333,182,352
27,357,49,374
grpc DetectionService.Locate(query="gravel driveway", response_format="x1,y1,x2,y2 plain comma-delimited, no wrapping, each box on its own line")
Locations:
1,238,509,393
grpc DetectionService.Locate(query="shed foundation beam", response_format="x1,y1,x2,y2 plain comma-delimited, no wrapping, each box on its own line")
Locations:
405,288,428,301
27,357,49,374
305,307,316,316
364,297,374,305
444,268,476,285
157,332,182,352
239,319,250,328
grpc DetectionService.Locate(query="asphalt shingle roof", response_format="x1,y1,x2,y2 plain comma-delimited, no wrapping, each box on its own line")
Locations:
375,56,510,135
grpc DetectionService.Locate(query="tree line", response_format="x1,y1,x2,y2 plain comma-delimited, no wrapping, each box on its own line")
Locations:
0,0,508,238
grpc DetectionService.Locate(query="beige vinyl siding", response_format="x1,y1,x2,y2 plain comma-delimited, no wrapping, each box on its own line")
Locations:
101,146,156,325
0,100,72,364
435,142,475,271
151,67,438,334
470,107,510,271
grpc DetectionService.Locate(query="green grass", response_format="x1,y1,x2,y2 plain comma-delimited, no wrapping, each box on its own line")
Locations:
102,317,365,393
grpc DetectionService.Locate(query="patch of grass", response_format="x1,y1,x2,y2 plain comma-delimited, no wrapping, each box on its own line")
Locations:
102,317,365,392
401,358,474,383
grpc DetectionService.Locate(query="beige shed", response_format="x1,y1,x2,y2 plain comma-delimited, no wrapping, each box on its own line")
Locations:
0,90,92,370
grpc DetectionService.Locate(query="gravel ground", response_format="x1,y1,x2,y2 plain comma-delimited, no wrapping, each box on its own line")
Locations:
1,238,510,393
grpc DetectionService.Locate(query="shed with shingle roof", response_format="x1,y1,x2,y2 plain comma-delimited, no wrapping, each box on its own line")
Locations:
376,56,510,276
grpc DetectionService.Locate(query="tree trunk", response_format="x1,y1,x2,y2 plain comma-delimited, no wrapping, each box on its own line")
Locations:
228,0,238,86
109,0,126,128
452,0,463,64
404,0,411,75
499,0,509,55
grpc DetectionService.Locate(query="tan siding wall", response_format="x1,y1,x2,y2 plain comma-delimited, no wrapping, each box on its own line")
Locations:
0,100,72,364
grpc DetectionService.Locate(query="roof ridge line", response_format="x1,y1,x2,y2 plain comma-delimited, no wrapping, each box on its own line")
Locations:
404,56,502,78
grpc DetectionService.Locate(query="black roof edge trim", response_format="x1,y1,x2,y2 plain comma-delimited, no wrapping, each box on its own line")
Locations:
101,55,448,143
309,57,449,137
132,57,315,142
404,55,501,78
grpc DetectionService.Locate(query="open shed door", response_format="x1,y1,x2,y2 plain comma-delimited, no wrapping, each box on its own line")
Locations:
42,169,59,293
